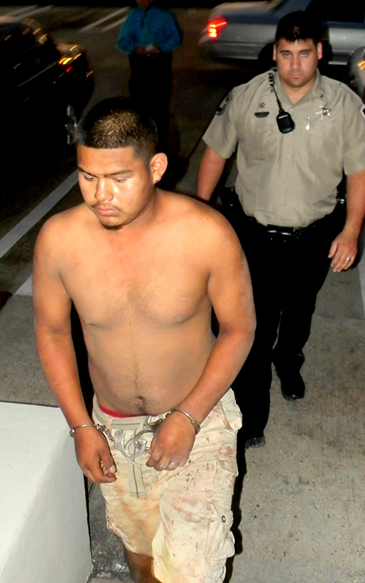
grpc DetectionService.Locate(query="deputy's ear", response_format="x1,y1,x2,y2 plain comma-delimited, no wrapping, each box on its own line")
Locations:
273,44,277,61
150,153,168,184
317,41,323,61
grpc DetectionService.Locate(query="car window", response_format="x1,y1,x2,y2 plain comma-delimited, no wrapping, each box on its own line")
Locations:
270,0,292,12
306,0,365,23
0,44,18,106
10,27,59,85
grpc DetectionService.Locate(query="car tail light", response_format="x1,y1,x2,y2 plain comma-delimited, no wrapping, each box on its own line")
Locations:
207,17,227,39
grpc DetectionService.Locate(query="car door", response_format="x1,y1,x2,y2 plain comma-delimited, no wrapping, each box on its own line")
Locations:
9,25,63,142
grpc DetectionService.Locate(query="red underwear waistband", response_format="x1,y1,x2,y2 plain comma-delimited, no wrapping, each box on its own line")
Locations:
98,402,143,418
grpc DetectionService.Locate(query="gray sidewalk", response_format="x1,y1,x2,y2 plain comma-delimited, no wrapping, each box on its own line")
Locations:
1,148,365,581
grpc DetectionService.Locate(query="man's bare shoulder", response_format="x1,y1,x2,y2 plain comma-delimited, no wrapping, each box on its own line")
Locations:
161,190,238,241
162,190,231,225
36,204,88,245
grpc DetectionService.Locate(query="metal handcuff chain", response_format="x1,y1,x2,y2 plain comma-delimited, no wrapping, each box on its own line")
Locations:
96,408,200,467
96,417,164,467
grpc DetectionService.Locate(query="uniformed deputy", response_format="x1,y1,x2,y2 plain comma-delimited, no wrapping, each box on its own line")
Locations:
197,11,365,451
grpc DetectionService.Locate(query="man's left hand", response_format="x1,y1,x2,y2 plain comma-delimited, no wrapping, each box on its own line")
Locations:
146,44,160,54
146,412,196,471
328,230,358,272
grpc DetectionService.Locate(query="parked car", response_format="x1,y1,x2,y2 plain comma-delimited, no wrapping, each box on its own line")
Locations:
0,16,94,149
346,45,365,102
199,0,365,68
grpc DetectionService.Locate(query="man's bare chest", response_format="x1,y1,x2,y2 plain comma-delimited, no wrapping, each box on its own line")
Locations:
63,241,208,328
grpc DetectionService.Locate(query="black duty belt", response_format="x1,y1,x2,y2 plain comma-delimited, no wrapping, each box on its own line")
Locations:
244,204,343,240
266,223,315,238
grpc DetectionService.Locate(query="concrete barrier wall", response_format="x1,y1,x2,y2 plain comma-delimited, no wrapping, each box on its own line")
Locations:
0,402,92,583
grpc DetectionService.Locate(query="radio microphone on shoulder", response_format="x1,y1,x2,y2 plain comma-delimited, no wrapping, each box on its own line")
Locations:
268,72,295,134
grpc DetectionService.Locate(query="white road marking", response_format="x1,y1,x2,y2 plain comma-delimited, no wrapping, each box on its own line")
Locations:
7,6,38,16
0,170,78,260
7,5,53,18
16,276,33,296
103,15,128,32
80,7,129,32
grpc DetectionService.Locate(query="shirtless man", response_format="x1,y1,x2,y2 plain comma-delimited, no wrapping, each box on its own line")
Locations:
33,97,255,583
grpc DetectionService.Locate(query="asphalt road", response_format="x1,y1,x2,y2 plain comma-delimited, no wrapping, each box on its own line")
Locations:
0,5,251,298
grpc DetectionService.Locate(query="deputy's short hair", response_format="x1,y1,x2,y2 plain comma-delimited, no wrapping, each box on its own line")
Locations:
76,97,158,162
275,11,322,45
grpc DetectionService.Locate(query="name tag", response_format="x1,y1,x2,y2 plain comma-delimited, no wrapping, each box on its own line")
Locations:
255,112,269,118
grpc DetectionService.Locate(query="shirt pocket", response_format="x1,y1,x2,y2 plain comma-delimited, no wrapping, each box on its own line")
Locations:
240,115,277,162
297,116,341,176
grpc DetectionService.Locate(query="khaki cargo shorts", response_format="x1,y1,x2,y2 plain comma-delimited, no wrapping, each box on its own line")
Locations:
93,389,242,583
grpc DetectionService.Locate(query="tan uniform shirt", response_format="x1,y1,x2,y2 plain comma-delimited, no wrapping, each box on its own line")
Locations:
203,71,365,227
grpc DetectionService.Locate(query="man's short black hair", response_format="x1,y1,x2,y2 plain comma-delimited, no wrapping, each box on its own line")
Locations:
275,11,323,45
76,96,159,162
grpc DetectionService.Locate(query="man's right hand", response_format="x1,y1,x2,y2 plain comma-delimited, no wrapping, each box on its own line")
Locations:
74,427,117,484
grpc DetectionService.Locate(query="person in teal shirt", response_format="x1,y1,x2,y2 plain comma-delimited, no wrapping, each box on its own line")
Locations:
118,0,182,149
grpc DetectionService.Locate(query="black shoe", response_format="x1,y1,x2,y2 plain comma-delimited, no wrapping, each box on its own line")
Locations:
276,369,305,401
244,435,266,449
273,354,305,401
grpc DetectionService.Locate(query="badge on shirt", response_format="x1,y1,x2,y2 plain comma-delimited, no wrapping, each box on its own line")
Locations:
316,104,332,119
216,93,231,116
254,101,270,118
360,103,365,121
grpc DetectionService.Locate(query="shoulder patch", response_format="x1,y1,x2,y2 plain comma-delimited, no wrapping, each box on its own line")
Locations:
216,93,231,116
360,103,365,121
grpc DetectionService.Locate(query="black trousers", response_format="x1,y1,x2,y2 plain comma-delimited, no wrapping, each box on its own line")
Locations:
128,52,172,148
224,194,345,445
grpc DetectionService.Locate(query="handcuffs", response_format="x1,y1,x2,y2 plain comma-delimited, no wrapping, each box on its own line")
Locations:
97,416,164,467
70,408,200,467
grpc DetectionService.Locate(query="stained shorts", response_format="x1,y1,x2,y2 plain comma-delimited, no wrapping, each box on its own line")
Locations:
92,389,242,583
